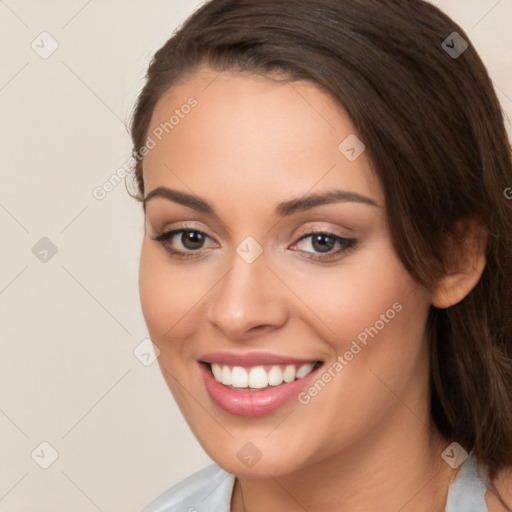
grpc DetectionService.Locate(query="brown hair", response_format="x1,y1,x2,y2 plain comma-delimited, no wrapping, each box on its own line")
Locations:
129,0,512,501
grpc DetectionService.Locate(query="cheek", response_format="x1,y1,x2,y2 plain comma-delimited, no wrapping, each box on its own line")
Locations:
284,246,423,347
138,244,199,404
291,262,430,446
138,241,191,340
284,241,432,419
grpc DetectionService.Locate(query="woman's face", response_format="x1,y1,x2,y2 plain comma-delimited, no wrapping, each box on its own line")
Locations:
139,67,434,477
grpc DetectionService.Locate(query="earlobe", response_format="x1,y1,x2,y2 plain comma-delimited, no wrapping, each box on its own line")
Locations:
431,217,487,309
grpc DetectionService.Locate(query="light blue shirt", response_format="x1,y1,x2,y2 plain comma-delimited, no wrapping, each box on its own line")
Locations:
142,451,489,512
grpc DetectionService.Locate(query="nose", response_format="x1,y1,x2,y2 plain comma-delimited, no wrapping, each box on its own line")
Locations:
207,250,289,340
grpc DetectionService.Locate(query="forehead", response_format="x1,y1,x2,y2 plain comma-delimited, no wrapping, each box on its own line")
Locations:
142,68,383,210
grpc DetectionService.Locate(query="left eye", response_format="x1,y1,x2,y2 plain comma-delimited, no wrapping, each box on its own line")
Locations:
293,232,356,255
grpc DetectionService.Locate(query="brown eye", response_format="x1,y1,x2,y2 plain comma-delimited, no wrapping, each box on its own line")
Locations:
292,231,358,262
181,230,206,250
152,228,215,259
310,233,336,253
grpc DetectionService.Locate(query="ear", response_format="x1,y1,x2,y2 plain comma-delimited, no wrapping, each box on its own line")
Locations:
431,216,487,309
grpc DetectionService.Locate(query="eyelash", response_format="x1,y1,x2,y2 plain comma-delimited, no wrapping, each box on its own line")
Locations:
151,228,358,262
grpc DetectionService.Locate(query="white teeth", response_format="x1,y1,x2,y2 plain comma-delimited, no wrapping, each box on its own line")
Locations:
268,365,283,386
296,363,315,379
283,365,296,383
221,365,232,386
248,367,268,389
211,363,223,382
231,366,248,388
209,362,317,389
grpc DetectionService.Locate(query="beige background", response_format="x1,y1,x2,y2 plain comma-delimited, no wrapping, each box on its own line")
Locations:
0,1,511,510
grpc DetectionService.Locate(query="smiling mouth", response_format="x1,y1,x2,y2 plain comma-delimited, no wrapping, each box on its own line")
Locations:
201,361,324,391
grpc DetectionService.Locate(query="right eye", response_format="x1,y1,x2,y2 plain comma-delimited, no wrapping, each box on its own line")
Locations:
152,229,217,259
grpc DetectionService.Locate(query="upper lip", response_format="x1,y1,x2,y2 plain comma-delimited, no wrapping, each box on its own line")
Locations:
199,351,322,367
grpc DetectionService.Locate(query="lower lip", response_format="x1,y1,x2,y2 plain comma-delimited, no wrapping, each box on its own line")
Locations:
199,362,323,417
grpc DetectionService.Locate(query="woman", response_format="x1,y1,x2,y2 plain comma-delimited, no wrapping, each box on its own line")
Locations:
129,0,512,510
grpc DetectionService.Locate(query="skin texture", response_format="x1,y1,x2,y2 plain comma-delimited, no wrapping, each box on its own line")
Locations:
138,67,489,511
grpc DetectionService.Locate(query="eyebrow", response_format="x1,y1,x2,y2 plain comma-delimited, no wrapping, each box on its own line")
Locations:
143,186,381,216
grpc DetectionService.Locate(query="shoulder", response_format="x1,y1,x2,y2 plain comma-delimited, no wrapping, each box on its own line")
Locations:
141,463,236,512
485,466,512,512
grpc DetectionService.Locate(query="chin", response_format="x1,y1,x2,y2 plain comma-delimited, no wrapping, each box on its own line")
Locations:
202,440,317,479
